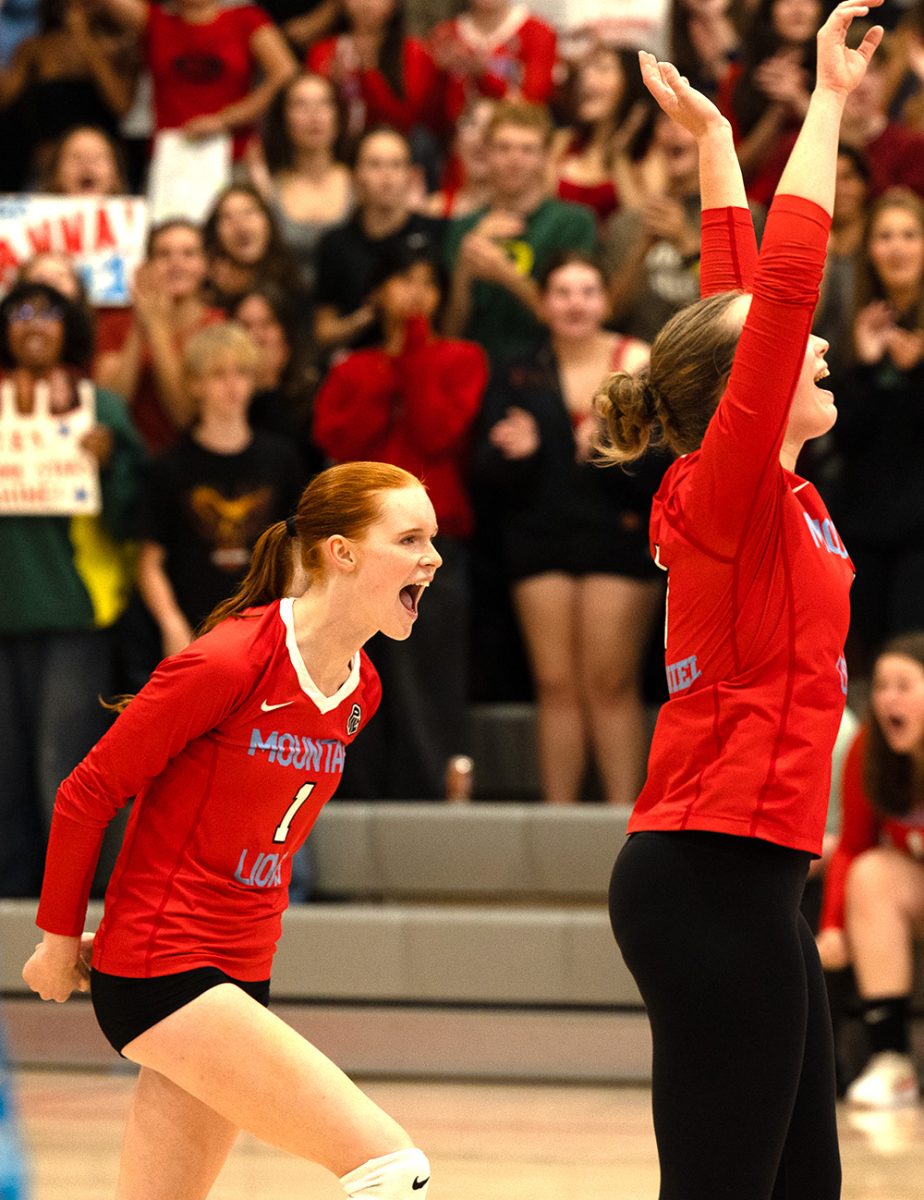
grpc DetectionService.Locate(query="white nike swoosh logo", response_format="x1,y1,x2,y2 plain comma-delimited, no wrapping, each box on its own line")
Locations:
261,700,295,712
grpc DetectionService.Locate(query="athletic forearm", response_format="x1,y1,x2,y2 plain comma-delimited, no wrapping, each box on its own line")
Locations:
775,87,845,215
698,122,748,211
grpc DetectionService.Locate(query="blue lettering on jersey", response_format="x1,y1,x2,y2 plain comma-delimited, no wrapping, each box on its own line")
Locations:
666,655,701,695
248,728,346,774
836,654,848,696
234,848,289,888
803,513,849,559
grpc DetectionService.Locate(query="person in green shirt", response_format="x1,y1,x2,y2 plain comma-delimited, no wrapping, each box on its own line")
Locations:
442,99,598,361
0,281,144,897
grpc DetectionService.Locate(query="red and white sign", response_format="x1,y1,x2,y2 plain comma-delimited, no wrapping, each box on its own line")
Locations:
0,195,148,305
0,378,102,515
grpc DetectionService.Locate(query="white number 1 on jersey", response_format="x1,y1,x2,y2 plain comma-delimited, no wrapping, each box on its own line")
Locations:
273,782,316,843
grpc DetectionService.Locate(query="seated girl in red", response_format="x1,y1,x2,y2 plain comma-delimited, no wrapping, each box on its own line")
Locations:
817,632,924,1111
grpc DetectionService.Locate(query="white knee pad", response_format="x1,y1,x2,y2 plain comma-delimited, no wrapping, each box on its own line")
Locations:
340,1148,431,1200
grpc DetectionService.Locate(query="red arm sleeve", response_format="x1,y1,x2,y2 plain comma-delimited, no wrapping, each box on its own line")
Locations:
679,195,830,556
312,352,396,460
700,207,758,296
819,728,881,931
515,19,557,104
359,40,439,132
35,638,257,937
306,38,335,75
398,325,487,455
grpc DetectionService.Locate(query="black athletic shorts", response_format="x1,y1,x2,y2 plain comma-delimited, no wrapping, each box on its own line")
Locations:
91,966,271,1055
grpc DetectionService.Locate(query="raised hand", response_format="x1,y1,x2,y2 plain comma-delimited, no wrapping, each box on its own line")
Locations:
638,49,728,140
816,0,884,97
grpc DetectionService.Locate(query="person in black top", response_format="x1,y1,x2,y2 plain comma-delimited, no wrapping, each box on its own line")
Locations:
474,252,666,806
313,126,443,358
136,322,304,662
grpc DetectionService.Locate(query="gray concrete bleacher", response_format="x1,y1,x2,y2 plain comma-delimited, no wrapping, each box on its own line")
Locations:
0,803,651,1080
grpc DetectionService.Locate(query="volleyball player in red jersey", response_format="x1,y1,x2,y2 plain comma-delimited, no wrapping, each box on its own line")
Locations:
596,6,883,1198
22,462,439,1200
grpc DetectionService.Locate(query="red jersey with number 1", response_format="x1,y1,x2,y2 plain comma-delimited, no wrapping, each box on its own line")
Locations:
628,197,854,856
35,600,381,979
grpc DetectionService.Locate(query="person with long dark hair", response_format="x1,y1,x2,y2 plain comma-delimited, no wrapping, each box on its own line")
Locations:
597,5,882,1196
307,0,440,142
251,71,353,293
22,461,438,1200
203,184,302,311
817,631,924,1109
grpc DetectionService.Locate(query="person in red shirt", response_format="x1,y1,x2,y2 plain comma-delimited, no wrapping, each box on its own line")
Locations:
595,6,882,1198
95,218,223,453
307,0,440,141
313,246,486,798
22,461,439,1200
817,632,924,1110
99,0,296,160
430,0,557,130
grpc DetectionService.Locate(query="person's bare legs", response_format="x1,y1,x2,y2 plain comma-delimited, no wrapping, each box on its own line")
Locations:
576,575,661,807
512,573,586,804
116,1067,239,1200
846,846,924,997
116,984,414,1199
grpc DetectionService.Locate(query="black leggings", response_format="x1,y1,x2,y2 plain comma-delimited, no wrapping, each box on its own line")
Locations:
610,831,840,1200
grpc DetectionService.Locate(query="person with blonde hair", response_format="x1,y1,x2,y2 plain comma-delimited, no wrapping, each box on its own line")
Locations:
23,459,440,1200
600,4,882,1196
135,322,304,664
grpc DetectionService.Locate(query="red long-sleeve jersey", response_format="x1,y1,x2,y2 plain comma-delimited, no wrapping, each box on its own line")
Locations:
627,197,854,856
820,726,924,930
312,321,486,539
36,601,381,979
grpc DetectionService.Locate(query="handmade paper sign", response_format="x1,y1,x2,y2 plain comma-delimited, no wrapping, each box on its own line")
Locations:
0,378,102,515
0,195,148,305
147,130,232,224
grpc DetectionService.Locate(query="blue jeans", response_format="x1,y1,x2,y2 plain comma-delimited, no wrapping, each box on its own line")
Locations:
0,629,114,897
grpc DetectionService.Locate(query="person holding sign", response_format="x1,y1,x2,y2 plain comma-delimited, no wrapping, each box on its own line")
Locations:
0,281,144,899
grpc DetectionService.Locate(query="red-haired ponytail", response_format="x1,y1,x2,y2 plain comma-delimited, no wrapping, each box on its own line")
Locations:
198,461,423,635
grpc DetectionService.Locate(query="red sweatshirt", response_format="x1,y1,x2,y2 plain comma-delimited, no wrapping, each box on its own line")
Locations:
312,319,486,539
820,726,924,930
627,197,854,856
36,601,381,979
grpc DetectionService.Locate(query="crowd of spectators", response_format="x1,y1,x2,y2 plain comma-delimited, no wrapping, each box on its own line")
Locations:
3,0,924,894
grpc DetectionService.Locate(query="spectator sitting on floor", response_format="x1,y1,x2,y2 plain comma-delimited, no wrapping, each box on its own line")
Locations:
817,632,924,1111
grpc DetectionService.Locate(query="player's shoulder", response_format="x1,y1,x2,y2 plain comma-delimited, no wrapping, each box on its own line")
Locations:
192,603,283,671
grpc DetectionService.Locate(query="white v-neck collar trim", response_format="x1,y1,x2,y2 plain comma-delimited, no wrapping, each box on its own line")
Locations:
279,597,361,715
458,5,528,53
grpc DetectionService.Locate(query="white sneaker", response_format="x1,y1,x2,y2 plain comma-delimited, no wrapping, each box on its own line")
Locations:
846,1052,920,1110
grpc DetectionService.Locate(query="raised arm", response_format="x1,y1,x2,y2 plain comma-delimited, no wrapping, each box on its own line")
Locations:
639,50,756,294
776,2,882,214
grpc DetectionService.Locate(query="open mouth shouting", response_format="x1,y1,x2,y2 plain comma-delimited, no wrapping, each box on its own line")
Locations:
399,582,430,619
